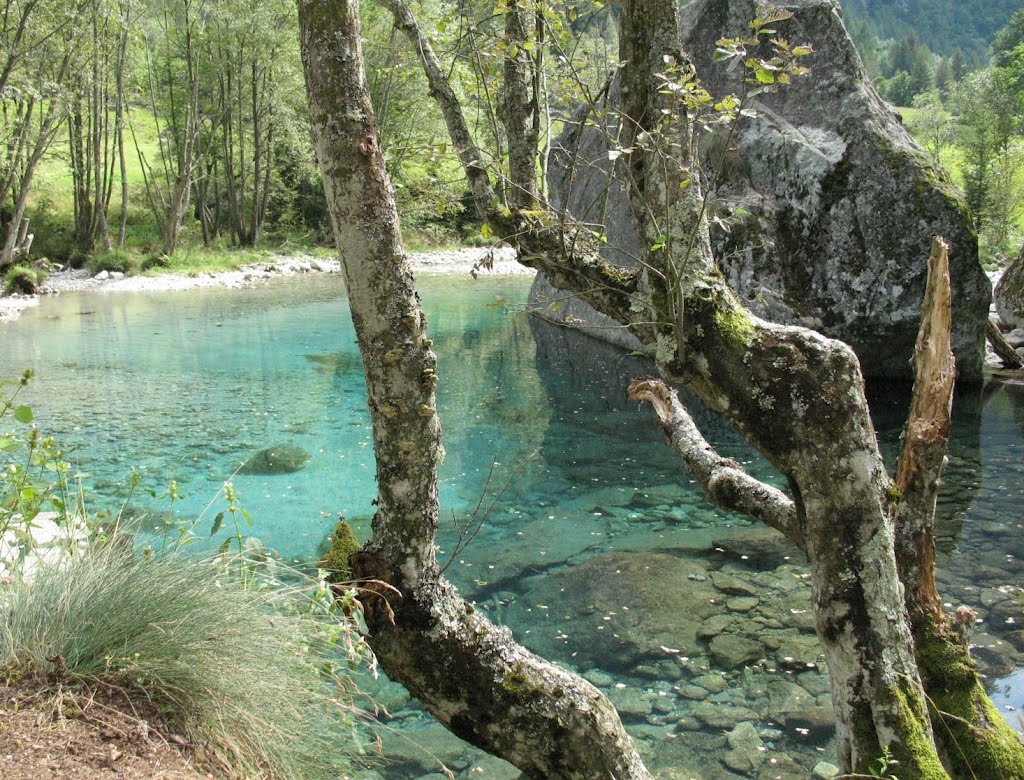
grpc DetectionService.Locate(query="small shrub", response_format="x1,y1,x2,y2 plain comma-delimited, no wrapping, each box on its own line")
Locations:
88,250,139,275
3,265,47,295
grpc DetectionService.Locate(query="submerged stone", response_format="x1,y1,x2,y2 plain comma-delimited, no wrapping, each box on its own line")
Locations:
537,0,989,382
508,552,724,671
709,634,764,670
239,443,311,475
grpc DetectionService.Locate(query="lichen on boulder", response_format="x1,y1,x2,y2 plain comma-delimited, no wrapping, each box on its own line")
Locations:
537,0,990,383
239,443,311,475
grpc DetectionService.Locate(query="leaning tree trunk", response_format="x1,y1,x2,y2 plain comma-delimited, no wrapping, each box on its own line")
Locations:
296,1,651,777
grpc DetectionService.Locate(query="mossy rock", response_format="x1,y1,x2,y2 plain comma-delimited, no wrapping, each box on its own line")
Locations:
239,444,311,475
319,519,361,583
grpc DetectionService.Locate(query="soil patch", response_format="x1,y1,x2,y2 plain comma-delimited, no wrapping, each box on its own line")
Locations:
0,680,215,780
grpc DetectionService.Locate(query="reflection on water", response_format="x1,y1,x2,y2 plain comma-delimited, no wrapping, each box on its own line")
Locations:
2,275,1023,779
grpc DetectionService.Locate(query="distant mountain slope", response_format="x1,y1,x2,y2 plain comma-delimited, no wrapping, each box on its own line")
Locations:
840,0,1024,56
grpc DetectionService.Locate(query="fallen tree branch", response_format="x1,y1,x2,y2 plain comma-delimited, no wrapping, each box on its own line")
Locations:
628,378,803,550
986,318,1024,370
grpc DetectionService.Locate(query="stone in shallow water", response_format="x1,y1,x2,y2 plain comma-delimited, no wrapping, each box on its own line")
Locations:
709,634,764,670
607,686,654,721
690,702,760,730
767,680,816,716
812,761,841,779
727,596,760,613
723,721,766,774
507,552,724,671
239,443,311,474
692,674,729,694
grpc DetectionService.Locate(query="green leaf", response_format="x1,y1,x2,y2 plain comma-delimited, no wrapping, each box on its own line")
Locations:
481,222,493,239
13,405,33,424
211,511,225,537
241,508,252,526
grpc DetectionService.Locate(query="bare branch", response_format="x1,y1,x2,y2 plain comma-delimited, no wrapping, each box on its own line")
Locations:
986,318,1024,370
628,378,803,549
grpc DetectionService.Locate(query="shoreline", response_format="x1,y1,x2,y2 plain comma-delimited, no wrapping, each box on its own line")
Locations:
0,246,529,322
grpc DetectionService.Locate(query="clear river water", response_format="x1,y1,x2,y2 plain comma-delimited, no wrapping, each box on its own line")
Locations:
2,271,1023,779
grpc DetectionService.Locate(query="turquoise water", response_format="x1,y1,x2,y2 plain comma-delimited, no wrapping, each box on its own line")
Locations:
2,273,1023,779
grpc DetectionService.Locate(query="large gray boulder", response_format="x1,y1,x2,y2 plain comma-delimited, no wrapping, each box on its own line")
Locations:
995,243,1024,331
534,0,990,382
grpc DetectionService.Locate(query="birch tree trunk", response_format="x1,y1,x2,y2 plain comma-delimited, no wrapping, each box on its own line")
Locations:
297,1,651,777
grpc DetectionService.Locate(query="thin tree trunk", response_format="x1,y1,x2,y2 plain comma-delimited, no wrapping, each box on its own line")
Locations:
115,17,129,248
297,1,651,776
498,0,539,207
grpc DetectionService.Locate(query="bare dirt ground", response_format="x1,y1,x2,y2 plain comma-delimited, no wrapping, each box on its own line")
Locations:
0,680,215,780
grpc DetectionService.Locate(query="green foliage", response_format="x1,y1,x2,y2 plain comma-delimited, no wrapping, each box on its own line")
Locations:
3,265,47,295
842,0,1023,59
949,64,1024,260
866,746,901,779
992,8,1024,67
0,370,81,573
87,250,140,275
0,545,366,780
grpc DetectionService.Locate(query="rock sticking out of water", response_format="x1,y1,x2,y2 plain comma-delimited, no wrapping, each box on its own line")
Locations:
239,443,311,475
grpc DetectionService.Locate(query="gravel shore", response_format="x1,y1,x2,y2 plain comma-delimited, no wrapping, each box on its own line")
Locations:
0,247,528,322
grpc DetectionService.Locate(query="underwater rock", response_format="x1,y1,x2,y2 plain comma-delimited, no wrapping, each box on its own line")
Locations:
709,634,764,670
239,443,311,475
996,243,1024,330
536,0,989,382
508,552,724,671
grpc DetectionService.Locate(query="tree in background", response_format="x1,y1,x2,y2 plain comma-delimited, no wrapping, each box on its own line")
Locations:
0,0,84,269
992,7,1024,67
909,90,953,162
951,58,1024,259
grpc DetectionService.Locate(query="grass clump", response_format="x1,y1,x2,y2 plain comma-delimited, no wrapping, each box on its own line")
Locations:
3,265,47,295
0,545,366,780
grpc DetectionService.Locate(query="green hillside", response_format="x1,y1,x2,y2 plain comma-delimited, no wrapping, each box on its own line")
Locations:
841,0,1024,57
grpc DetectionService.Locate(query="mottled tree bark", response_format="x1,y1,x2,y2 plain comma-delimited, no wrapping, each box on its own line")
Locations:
297,0,651,777
498,0,539,207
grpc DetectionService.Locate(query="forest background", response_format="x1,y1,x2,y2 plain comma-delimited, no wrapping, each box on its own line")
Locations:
1,0,1023,288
